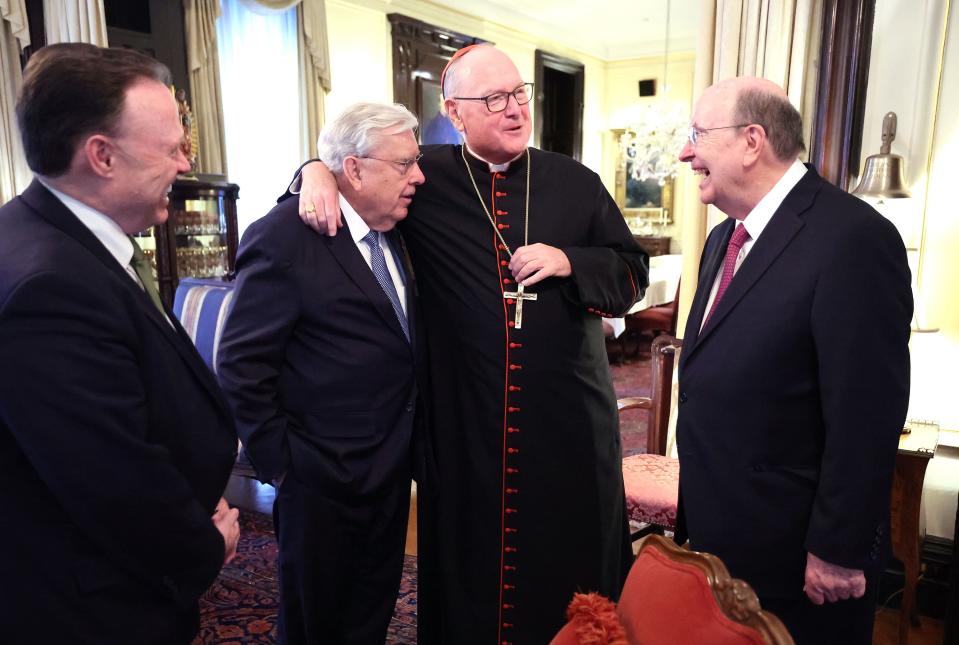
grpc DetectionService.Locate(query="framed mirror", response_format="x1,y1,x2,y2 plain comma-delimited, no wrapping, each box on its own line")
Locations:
612,128,674,225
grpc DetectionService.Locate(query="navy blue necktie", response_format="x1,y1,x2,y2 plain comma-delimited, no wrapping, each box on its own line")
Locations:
362,231,409,341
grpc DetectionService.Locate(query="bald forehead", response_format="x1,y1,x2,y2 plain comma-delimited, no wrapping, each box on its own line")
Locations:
451,46,521,94
695,76,787,124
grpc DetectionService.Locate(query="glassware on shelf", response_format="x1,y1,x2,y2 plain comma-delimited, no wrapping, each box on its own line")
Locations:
176,246,228,279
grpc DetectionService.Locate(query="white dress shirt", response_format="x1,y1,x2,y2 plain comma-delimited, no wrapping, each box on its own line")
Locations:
38,179,173,324
39,179,140,283
339,194,407,316
701,158,808,330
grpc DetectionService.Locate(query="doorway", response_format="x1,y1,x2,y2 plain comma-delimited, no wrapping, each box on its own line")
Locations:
534,50,584,161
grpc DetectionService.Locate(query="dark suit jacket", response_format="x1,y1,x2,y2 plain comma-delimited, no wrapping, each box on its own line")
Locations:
0,181,238,644
216,198,426,500
675,166,912,598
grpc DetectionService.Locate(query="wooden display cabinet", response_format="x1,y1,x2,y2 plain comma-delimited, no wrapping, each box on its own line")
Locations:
132,177,239,308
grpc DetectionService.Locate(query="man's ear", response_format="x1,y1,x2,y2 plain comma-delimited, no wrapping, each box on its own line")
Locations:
742,124,766,167
343,156,363,191
83,135,115,178
445,98,465,132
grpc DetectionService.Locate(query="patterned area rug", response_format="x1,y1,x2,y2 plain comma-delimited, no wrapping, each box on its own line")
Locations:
194,511,417,644
196,346,651,643
610,345,653,457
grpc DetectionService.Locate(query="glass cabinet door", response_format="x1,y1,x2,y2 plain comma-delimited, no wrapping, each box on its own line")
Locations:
157,177,239,306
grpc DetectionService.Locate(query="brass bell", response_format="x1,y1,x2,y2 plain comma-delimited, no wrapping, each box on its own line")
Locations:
851,112,910,199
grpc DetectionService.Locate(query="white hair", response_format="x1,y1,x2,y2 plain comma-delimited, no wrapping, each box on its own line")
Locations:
318,102,418,173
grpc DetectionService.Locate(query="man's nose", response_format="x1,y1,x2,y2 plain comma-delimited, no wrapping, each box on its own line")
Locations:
503,93,522,117
678,140,695,162
409,163,426,185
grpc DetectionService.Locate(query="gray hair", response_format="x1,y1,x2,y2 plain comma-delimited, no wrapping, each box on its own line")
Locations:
733,88,806,161
318,102,418,173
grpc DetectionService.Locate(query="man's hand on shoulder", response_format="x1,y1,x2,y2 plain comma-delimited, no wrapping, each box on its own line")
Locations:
803,551,866,604
510,243,571,287
297,161,342,236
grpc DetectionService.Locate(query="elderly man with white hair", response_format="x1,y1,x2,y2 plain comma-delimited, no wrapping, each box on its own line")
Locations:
217,102,427,645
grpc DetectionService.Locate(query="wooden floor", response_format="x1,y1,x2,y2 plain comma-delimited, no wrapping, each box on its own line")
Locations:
224,474,944,644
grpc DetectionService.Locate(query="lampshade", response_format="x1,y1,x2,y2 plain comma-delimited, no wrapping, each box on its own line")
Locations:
851,112,911,199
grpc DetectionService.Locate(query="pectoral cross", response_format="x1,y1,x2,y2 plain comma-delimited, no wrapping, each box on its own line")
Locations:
503,283,538,329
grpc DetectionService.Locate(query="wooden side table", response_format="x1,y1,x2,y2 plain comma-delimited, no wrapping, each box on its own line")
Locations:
890,421,939,645
634,235,671,257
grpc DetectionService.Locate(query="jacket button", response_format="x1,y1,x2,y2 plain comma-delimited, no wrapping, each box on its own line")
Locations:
405,401,413,412
679,392,688,404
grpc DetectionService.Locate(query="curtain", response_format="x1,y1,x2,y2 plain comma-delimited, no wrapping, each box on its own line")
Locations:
43,0,107,45
235,0,330,160
676,0,822,336
184,0,228,175
0,0,30,205
216,0,300,234
296,0,330,160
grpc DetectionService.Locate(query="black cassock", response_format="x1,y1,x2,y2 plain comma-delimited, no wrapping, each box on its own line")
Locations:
404,145,649,644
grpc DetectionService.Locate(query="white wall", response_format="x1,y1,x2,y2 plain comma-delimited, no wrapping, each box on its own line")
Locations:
860,0,959,539
860,0,959,429
324,0,609,181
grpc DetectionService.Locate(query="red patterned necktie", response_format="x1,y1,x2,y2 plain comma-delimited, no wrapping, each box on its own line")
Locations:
704,223,750,325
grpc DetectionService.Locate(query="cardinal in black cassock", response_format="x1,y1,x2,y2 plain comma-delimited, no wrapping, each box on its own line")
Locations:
409,143,648,645
292,45,649,644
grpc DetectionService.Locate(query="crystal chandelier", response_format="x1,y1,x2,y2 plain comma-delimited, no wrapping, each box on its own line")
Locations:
619,104,688,185
619,0,687,186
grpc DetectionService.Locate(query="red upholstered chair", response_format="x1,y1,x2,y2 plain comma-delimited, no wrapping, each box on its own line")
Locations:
549,535,794,645
620,336,682,538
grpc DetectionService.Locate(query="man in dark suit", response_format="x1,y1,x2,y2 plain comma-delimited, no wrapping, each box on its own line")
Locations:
216,102,426,645
0,44,239,644
675,77,912,644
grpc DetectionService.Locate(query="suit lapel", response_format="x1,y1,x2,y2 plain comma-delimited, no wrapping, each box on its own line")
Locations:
388,229,418,354
681,218,734,363
682,169,821,367
323,219,410,345
20,181,232,415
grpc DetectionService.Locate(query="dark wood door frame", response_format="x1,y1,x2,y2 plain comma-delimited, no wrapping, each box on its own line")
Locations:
533,50,584,161
387,13,486,134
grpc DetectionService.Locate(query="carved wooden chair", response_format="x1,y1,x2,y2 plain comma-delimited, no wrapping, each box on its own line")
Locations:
549,534,794,645
620,335,682,538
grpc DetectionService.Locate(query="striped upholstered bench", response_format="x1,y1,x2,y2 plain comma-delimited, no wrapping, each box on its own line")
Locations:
172,277,257,476
172,277,235,374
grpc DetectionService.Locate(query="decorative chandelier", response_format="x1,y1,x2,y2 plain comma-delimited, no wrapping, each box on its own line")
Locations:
619,0,687,186
619,104,688,185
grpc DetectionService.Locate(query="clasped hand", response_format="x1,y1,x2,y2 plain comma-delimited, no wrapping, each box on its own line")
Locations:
803,552,866,604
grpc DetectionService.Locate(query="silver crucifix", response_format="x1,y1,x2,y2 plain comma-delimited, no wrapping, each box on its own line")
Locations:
503,283,538,329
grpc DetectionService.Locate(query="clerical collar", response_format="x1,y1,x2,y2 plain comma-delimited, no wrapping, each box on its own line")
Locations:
465,145,526,173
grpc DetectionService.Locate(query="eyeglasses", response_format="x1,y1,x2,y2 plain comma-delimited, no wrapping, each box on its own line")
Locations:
360,153,424,175
688,124,751,145
453,82,534,113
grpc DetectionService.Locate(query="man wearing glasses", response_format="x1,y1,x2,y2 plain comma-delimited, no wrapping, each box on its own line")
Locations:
675,77,911,643
217,103,427,645
293,45,648,644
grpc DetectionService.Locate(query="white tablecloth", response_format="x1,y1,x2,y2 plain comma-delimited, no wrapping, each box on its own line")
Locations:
606,254,683,337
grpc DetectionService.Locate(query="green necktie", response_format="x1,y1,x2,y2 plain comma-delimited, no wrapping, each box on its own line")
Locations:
128,236,165,315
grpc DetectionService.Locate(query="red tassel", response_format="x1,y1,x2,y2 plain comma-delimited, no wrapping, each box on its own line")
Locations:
563,592,627,645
